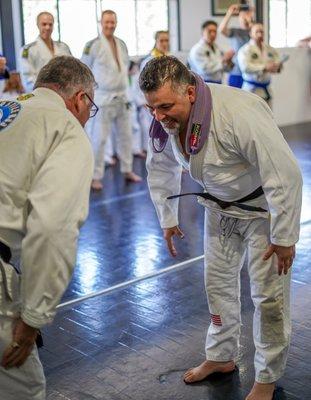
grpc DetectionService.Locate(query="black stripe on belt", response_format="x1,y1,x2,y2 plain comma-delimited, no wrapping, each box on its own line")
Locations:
167,186,267,212
0,241,12,263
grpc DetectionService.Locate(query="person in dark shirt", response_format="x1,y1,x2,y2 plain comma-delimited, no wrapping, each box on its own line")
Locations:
219,3,254,88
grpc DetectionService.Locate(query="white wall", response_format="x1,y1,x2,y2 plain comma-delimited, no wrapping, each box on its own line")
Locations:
271,48,311,126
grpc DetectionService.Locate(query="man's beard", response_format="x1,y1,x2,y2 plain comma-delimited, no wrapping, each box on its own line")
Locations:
160,120,181,136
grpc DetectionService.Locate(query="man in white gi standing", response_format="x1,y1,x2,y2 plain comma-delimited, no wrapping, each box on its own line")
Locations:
82,9,142,191
0,56,95,399
238,23,282,104
188,20,234,84
139,56,302,400
20,11,71,93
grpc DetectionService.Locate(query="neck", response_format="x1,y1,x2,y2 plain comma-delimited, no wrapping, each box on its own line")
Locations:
104,32,114,41
41,36,52,45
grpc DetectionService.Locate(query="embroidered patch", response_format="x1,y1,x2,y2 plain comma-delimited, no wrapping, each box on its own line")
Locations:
190,123,202,151
22,48,29,58
211,314,222,326
268,52,274,58
0,101,21,131
206,50,210,57
83,43,92,55
16,93,34,101
251,53,258,59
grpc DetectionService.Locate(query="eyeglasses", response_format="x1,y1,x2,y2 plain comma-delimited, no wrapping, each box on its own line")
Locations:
84,92,99,118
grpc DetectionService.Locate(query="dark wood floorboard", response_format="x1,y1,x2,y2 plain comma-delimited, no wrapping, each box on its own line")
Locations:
42,123,311,400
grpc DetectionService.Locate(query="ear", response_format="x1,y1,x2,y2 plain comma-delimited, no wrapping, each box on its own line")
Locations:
187,85,196,104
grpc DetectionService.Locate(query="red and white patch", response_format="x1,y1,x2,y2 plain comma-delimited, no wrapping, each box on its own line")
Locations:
211,314,222,326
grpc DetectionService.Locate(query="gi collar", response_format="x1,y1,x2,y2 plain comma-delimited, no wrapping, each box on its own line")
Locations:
149,72,212,155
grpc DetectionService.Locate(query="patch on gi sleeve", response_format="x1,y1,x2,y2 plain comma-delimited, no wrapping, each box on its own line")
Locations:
83,42,92,55
211,313,222,326
16,93,34,101
206,50,210,57
22,48,29,58
267,52,274,58
0,101,21,131
251,53,258,59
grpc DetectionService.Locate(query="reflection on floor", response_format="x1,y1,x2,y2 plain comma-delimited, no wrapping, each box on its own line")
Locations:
42,122,311,400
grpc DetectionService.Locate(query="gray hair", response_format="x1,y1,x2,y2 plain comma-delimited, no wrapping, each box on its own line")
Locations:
34,56,96,98
139,56,194,93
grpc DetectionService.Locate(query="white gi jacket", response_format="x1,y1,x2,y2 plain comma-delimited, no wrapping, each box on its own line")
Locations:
146,84,302,246
237,39,280,84
81,34,129,106
0,88,93,328
188,39,224,83
20,36,71,92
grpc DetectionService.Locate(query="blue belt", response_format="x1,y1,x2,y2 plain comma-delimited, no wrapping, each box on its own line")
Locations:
244,80,271,101
204,79,222,84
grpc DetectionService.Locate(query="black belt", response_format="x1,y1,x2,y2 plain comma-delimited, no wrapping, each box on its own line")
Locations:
0,241,43,348
167,186,267,212
0,241,12,263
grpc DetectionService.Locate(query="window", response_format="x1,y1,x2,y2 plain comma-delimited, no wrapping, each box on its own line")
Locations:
22,0,169,57
269,0,311,47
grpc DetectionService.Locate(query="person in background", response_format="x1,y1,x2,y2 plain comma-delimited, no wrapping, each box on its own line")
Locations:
20,11,71,92
188,20,234,84
0,56,10,94
238,23,282,105
82,9,142,191
1,72,25,100
140,30,170,70
219,3,254,88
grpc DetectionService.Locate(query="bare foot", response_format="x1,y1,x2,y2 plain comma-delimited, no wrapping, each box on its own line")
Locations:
183,360,235,384
124,172,142,183
91,179,103,191
245,382,275,400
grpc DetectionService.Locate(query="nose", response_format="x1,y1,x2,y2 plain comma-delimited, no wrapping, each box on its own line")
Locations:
153,109,166,121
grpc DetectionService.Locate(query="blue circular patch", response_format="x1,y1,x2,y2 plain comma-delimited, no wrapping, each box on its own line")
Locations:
0,100,21,131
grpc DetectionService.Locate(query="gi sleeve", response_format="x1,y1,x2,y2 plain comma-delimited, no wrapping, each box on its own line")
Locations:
189,45,223,75
20,47,37,93
232,99,302,246
146,138,182,229
237,45,265,75
20,121,94,328
81,40,95,69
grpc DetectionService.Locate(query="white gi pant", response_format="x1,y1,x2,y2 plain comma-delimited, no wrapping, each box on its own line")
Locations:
204,210,291,383
0,259,45,400
88,97,133,180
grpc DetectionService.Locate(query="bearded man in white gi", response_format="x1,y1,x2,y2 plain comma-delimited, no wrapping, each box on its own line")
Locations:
238,23,282,105
188,20,234,84
0,56,95,400
82,9,142,191
139,56,302,400
20,11,71,93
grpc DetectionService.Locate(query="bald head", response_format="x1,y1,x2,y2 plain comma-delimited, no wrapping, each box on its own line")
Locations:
37,12,54,41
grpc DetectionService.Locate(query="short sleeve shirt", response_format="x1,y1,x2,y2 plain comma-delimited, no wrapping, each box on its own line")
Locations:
228,28,250,75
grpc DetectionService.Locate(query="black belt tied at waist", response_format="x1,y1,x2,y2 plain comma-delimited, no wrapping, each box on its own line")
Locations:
0,240,44,348
167,186,267,212
0,241,12,263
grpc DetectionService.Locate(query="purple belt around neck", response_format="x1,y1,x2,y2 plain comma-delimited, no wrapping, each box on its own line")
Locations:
149,72,212,155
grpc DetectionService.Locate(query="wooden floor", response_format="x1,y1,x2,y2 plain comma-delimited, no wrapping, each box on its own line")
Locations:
42,122,311,400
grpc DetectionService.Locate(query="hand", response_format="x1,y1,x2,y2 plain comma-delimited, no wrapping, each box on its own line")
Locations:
265,61,281,73
0,57,6,73
163,226,184,257
227,4,240,16
263,244,295,276
223,49,235,63
1,319,38,369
